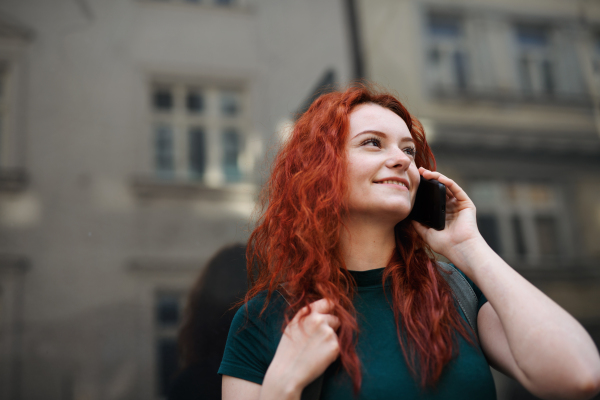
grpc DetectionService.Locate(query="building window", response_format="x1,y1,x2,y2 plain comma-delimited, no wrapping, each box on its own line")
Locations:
150,0,239,5
155,291,185,398
591,32,600,93
0,61,9,167
515,23,555,96
426,12,469,93
149,83,247,185
470,181,567,266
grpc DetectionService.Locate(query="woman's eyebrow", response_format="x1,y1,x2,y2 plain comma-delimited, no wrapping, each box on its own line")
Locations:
355,130,387,138
354,130,414,143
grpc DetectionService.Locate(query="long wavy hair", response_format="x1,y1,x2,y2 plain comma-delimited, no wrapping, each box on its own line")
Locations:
245,84,472,391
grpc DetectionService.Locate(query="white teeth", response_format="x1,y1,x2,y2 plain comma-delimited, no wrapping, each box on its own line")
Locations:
380,180,405,186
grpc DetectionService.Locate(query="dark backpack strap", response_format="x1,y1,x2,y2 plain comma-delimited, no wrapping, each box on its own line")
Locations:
275,287,324,400
437,262,479,338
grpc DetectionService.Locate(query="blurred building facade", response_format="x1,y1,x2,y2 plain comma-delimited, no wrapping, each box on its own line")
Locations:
357,0,600,398
1,0,600,399
0,0,355,399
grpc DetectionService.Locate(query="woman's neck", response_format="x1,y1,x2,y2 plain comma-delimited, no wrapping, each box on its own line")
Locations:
340,216,396,272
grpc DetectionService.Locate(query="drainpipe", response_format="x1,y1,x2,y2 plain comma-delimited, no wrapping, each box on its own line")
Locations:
344,0,366,80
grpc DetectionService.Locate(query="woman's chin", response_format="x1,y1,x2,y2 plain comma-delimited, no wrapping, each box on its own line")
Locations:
347,203,412,224
382,207,411,225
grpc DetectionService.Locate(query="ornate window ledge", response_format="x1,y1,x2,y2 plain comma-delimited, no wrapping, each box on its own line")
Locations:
130,175,257,202
127,257,206,274
430,86,592,108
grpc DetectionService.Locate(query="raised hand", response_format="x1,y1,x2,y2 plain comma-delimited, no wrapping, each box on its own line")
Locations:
261,298,341,399
411,168,484,273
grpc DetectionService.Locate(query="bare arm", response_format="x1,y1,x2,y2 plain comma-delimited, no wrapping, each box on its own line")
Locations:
222,299,340,400
222,376,261,400
414,168,600,400
467,240,600,399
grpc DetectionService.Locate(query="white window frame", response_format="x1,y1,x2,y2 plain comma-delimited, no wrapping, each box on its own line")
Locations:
0,53,21,170
148,80,251,187
0,257,28,400
154,289,186,399
425,12,470,93
590,32,600,96
514,23,556,97
469,181,572,267
143,0,249,8
0,17,31,174
127,261,201,400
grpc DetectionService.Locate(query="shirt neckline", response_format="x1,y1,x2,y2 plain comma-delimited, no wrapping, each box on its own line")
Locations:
348,267,386,288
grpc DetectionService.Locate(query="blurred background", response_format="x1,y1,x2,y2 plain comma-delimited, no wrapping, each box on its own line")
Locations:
0,0,599,399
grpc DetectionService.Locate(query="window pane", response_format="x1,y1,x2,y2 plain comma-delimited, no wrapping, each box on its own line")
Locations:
0,115,3,166
155,292,180,328
0,71,4,100
516,25,548,47
535,215,559,256
157,338,178,397
519,56,533,93
428,14,462,37
477,215,502,254
186,88,204,114
220,90,241,116
454,50,467,90
507,182,520,203
153,87,173,111
154,125,174,177
428,47,441,65
529,184,554,206
470,182,500,206
188,127,206,179
542,59,554,94
511,216,527,258
222,128,241,182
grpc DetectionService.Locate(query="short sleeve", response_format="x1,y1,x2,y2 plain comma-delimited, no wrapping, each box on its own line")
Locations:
218,292,286,385
450,263,488,311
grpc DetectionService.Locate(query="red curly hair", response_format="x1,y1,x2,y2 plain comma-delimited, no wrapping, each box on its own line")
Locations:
245,84,472,391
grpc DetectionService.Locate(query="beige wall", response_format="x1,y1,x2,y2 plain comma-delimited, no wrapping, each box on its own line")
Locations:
0,0,354,399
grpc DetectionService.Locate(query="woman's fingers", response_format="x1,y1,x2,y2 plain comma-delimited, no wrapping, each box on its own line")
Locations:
309,298,335,314
273,299,341,391
419,167,469,203
293,298,340,330
411,220,430,237
324,314,341,331
310,300,340,330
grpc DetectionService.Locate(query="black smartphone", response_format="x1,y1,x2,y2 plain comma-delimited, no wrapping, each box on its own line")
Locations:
408,176,446,230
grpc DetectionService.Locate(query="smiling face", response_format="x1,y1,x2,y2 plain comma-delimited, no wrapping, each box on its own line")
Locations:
345,103,420,224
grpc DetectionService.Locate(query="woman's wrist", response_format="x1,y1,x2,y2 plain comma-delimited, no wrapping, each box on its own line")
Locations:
445,235,494,278
261,364,303,400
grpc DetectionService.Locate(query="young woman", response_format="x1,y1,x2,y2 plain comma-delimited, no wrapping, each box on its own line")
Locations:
219,85,600,400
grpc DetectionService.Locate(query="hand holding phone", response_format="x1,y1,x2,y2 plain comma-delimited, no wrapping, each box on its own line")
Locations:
408,176,446,230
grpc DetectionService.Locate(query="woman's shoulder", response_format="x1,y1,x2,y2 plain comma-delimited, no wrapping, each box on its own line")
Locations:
232,290,288,328
220,290,288,383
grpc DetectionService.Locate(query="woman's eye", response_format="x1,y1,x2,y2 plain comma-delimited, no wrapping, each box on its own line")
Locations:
361,137,382,148
404,147,416,157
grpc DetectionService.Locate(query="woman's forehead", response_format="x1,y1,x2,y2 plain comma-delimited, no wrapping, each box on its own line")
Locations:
348,103,410,139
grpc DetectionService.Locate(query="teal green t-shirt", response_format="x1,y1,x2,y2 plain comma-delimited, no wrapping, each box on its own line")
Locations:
219,267,496,399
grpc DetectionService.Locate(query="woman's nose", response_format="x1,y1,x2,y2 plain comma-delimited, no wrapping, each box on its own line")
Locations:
385,147,410,169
